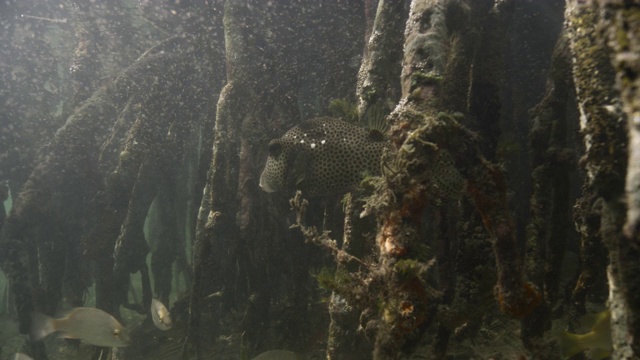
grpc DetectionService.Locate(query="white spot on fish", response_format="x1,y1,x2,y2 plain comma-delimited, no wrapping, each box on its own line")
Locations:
321,139,326,145
603,104,616,114
311,143,316,149
300,140,305,144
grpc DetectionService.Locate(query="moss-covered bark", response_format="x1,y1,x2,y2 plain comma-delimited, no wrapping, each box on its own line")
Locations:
565,1,630,358
300,1,545,358
0,51,197,360
366,0,537,358
522,33,575,358
4,1,632,359
356,0,408,116
597,1,640,357
326,193,375,360
186,0,366,357
186,60,244,360
323,2,409,358
0,3,221,353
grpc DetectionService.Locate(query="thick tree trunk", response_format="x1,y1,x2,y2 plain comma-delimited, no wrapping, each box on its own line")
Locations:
369,0,536,358
356,0,408,115
596,1,640,357
522,33,575,359
565,1,630,358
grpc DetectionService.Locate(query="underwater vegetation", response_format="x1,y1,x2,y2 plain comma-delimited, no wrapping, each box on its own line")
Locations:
0,0,639,359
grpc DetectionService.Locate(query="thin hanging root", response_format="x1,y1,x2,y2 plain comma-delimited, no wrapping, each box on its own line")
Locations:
290,191,370,268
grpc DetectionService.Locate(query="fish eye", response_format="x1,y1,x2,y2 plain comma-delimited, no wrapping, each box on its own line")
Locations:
268,142,282,157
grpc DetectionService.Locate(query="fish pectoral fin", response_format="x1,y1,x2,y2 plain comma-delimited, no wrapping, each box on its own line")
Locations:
558,332,592,359
580,311,604,329
590,348,611,360
58,331,79,340
291,151,311,189
295,178,307,189
295,172,306,187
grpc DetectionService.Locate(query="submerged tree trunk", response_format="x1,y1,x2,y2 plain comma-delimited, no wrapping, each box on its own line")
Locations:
565,1,630,358
186,0,365,358
596,1,640,357
3,1,639,359
0,3,218,358
356,0,408,115
363,0,537,358
522,33,575,358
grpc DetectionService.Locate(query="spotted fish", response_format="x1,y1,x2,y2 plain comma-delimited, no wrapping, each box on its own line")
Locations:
259,117,389,197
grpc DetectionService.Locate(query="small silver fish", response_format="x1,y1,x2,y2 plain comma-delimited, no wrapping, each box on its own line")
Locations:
30,307,131,347
12,353,34,360
151,298,172,331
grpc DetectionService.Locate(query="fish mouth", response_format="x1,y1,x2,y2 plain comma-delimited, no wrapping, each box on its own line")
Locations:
259,177,276,193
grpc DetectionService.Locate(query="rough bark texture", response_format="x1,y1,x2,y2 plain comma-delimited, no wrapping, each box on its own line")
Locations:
3,1,638,359
566,1,630,358
0,2,220,357
368,0,537,358
326,194,375,360
521,34,575,358
356,0,409,115
325,2,409,358
186,1,366,358
597,0,640,357
185,55,244,360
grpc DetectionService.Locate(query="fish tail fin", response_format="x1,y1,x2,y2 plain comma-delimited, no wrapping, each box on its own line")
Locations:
591,348,611,360
30,312,56,341
557,331,587,358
